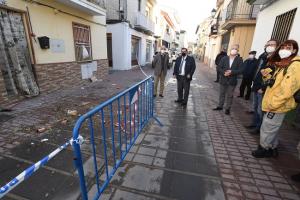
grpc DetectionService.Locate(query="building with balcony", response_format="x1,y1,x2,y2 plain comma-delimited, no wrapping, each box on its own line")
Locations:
0,0,108,104
219,0,262,59
201,0,262,68
249,0,300,56
152,6,181,54
105,0,156,70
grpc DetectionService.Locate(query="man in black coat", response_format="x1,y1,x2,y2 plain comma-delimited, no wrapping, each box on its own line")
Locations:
215,49,227,82
238,51,258,100
213,44,244,115
173,48,196,108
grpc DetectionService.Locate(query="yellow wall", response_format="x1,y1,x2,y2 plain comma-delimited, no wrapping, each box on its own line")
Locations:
6,0,107,64
228,25,256,60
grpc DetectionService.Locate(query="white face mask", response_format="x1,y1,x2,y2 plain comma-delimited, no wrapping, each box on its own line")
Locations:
230,49,238,55
249,54,255,59
278,49,292,59
266,46,276,53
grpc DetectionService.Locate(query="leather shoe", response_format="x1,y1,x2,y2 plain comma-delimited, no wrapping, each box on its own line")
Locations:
153,94,157,98
245,125,256,129
225,109,230,115
249,129,260,135
213,107,223,111
175,99,183,103
159,94,164,97
181,102,187,108
291,173,300,182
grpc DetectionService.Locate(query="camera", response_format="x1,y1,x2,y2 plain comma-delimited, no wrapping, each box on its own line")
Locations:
265,78,276,88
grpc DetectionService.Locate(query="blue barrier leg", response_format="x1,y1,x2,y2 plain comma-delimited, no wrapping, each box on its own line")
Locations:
123,95,128,151
88,117,101,193
73,142,88,200
128,92,132,144
117,98,122,158
100,109,109,180
109,104,117,168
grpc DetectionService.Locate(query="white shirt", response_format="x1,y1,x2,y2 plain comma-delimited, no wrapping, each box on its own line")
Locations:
229,57,234,69
179,56,187,75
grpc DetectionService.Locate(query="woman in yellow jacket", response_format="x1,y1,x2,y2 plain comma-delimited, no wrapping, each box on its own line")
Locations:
252,40,300,158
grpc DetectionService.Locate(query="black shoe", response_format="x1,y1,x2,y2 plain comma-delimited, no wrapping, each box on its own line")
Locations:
245,125,256,129
214,80,219,83
175,99,183,103
0,108,12,112
159,94,164,97
213,107,223,111
245,97,250,100
225,109,230,115
252,145,274,158
291,173,300,182
237,95,243,98
181,102,187,107
153,94,157,98
273,148,279,158
249,129,260,135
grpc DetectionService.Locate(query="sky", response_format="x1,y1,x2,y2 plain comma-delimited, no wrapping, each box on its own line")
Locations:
158,0,216,42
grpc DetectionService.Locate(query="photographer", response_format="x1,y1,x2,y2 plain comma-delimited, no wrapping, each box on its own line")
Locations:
252,40,300,158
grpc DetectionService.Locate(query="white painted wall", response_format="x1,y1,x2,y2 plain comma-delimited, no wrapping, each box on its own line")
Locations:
251,0,300,56
107,23,131,70
107,22,154,70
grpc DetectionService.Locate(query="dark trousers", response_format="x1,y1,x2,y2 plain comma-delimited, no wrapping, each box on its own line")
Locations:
216,68,220,81
239,77,252,99
218,84,236,110
177,75,191,103
252,92,263,130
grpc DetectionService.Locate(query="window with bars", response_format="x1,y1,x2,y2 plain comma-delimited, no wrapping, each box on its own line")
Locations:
271,8,297,43
72,23,92,61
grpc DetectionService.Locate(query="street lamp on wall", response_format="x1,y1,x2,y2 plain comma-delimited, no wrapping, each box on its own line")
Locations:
211,8,217,18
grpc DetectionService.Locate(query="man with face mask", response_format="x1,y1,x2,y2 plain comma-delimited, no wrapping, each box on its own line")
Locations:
238,51,258,100
173,47,196,108
213,44,244,115
245,39,279,134
152,46,170,97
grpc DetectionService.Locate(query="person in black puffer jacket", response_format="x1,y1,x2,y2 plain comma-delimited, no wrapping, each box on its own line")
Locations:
238,51,258,100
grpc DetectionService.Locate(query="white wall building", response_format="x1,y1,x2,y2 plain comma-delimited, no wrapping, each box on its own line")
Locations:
106,0,156,70
250,0,300,55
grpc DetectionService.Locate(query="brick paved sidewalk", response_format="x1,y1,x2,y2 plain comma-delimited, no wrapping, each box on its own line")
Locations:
99,62,300,200
202,63,300,200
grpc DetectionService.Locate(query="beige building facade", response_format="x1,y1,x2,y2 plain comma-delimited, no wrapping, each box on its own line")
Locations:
0,0,108,104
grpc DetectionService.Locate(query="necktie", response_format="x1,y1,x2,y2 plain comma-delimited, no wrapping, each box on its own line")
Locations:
179,58,184,74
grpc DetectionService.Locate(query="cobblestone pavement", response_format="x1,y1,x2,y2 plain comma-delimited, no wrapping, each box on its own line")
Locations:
1,62,300,200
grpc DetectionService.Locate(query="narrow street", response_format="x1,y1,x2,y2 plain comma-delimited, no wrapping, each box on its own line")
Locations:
1,62,300,199
95,62,300,200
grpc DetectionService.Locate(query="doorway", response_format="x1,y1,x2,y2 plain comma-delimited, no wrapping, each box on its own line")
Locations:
0,8,39,97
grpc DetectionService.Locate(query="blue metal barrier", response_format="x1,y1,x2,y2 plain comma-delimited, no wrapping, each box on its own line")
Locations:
0,76,161,199
72,76,162,200
0,136,84,199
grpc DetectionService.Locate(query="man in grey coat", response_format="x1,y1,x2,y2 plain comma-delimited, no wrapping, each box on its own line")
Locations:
213,44,244,115
152,46,170,97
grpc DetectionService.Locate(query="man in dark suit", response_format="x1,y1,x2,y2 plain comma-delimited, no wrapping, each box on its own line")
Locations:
173,48,196,108
213,44,244,115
